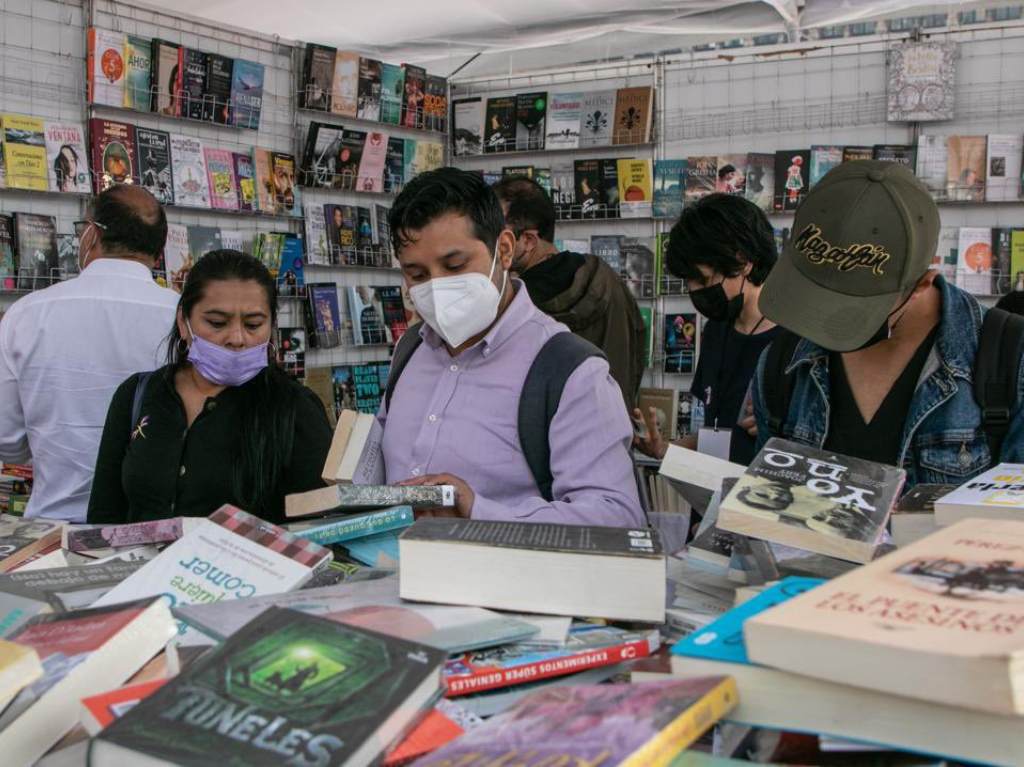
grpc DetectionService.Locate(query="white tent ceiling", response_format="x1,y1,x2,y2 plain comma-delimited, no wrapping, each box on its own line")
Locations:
137,0,997,77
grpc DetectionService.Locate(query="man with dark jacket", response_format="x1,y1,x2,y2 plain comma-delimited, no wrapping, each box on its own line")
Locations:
493,176,645,406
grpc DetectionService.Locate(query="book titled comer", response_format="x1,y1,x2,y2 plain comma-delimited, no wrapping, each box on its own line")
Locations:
399,519,665,622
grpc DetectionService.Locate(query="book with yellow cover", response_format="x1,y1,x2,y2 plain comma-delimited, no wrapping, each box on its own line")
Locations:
0,639,42,713
2,114,48,191
746,518,1024,716
617,158,653,218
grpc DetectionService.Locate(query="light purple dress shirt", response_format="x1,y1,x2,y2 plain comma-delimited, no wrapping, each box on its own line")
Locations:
355,282,644,527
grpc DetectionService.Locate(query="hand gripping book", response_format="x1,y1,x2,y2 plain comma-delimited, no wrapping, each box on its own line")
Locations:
417,677,737,767
91,607,448,767
745,518,1024,717
717,438,904,563
286,484,455,519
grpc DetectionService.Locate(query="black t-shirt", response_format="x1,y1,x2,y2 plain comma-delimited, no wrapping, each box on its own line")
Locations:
691,319,783,464
87,365,332,525
520,251,587,305
824,327,939,467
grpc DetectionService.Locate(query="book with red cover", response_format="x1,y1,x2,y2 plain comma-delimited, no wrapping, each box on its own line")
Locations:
81,678,167,735
88,118,137,193
384,707,464,766
443,624,659,696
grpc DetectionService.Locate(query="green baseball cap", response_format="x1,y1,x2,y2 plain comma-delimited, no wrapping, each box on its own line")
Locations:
759,160,940,352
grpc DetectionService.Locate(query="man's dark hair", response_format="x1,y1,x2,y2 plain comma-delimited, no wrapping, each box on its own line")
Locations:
491,176,555,243
665,193,777,286
389,167,505,255
92,185,168,259
996,290,1024,316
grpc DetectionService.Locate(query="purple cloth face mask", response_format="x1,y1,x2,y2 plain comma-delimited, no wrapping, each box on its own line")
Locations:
186,320,269,387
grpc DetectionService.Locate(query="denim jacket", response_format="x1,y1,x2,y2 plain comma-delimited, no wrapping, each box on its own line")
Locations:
752,276,1024,488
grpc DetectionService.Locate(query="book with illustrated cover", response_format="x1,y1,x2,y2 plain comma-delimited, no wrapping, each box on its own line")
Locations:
87,28,126,107
809,145,842,188
663,312,698,373
621,236,654,297
613,86,654,145
88,117,137,193
92,607,447,767
515,92,547,151
337,128,366,190
653,159,685,219
303,202,328,265
14,213,58,291
357,57,383,121
276,326,306,379
579,90,616,148
163,223,190,292
301,121,344,188
135,127,173,204
616,158,653,218
386,136,406,190
252,147,274,213
169,134,209,207
123,35,151,112
956,226,993,295
330,50,360,117
718,438,905,563
277,235,304,296
270,152,301,216
203,53,233,124
43,122,90,194
599,158,619,211
413,141,443,175
872,144,916,169
333,363,390,415
379,63,405,125
233,151,255,211
684,156,716,205
947,135,987,202
886,40,956,122
306,282,342,348
81,678,168,735
150,39,182,117
348,285,393,345
484,96,515,153
286,485,454,519
932,225,959,280
714,154,747,195
773,150,810,212
403,139,417,182
544,91,582,150
744,152,775,212
933,463,1024,525
2,114,47,192
0,215,15,291
572,159,602,217
228,58,264,129
180,48,208,121
915,134,947,200
301,42,336,111
186,225,222,264
452,97,485,156
203,147,239,210
986,134,1023,202
424,75,448,132
993,227,1014,294
842,146,873,163
401,64,426,128
358,131,389,193
420,677,735,767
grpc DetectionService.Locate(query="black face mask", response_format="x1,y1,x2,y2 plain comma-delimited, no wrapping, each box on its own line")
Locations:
690,278,744,323
848,292,914,352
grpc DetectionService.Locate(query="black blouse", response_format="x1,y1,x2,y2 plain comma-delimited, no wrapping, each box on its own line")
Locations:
87,365,332,525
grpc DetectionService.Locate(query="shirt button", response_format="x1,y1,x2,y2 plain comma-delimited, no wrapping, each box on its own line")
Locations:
450,364,458,372
179,465,187,477
428,414,437,422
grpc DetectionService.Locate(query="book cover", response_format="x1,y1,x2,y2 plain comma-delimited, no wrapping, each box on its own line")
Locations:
886,40,956,122
286,485,453,518
422,676,735,767
335,128,365,190
65,518,191,553
484,96,515,153
386,137,406,190
915,134,947,200
150,40,182,116
452,97,485,156
773,150,810,212
986,134,1023,202
424,75,448,132
403,140,417,183
623,236,656,298
599,159,618,208
572,158,601,217
307,283,342,348
203,147,239,210
94,607,447,766
355,207,374,253
88,117,137,193
276,327,306,379
203,53,234,124
401,64,426,128
301,43,336,111
1012,229,1024,288
285,507,415,544
652,159,685,219
664,312,697,373
384,706,464,766
81,678,167,735
270,152,300,216
842,146,873,163
0,638,41,709
2,114,47,192
0,215,15,291
579,90,616,148
330,51,360,117
379,63,406,125
348,285,391,345
617,158,653,218
186,225,222,264
14,213,58,291
87,28,126,108
232,151,255,211
277,235,304,295
515,92,547,151
253,232,283,277
135,127,173,205
301,121,342,188
43,122,90,194
123,35,152,112
809,145,843,188
303,202,329,266
873,143,917,169
169,134,209,208
544,91,582,150
718,437,905,563
252,147,274,213
228,58,264,129
180,48,208,121
358,131,389,193
947,135,987,202
414,141,444,175
993,227,1013,294
745,518,1024,716
590,234,624,272
375,202,393,266
163,223,191,292
714,154,747,195
357,57,383,121
639,305,653,366
0,516,62,573
897,483,959,513
613,86,653,145
934,463,1024,524
684,155,716,206
637,388,678,443
743,152,775,212
956,226,993,295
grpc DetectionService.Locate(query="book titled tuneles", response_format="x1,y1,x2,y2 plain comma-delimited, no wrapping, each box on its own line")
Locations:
92,606,448,767
933,463,1024,526
285,485,454,519
399,519,666,622
717,438,904,563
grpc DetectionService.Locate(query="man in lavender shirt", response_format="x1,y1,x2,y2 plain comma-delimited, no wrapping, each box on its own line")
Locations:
353,168,643,527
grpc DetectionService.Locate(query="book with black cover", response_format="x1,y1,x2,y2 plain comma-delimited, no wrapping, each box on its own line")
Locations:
203,53,233,124
357,57,383,122
773,150,810,212
873,144,916,168
150,40,182,116
401,64,426,128
302,43,336,111
842,146,873,163
424,74,448,132
514,92,547,151
306,282,342,348
181,48,207,121
89,117,137,193
337,129,366,190
301,121,346,188
135,127,174,205
572,158,602,217
484,96,515,153
897,484,958,514
600,158,619,211
14,213,58,291
386,137,405,190
92,607,447,767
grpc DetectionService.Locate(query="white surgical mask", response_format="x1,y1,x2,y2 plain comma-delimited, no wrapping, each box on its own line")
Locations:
409,242,508,349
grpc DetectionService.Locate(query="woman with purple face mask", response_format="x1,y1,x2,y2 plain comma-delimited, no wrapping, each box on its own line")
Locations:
87,250,332,524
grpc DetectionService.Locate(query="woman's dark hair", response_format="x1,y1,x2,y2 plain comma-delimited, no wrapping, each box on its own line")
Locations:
665,193,777,286
167,250,296,518
54,144,77,190
389,166,505,256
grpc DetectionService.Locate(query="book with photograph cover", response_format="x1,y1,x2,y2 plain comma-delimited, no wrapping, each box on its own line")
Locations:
252,148,274,213
303,202,328,266
203,53,234,124
270,152,301,216
484,96,515,153
43,122,90,194
306,283,342,348
150,40,182,117
347,286,393,345
993,227,1013,294
186,225,222,265
276,327,306,379
773,150,810,212
3,114,47,192
336,128,366,190
401,64,427,129
873,144,916,169
135,127,173,205
947,135,987,202
718,438,905,563
986,134,1023,202
623,237,656,299
613,86,654,145
87,27,126,108
663,312,698,374
571,159,602,218
330,51,360,118
301,43,336,111
228,59,264,129
233,151,255,212
163,223,190,292
332,362,390,414
886,40,956,122
715,154,747,195
452,98,485,157
379,63,405,125
301,121,345,188
169,134,209,208
386,137,406,190
544,92,582,150
653,159,685,219
809,145,842,188
204,148,239,210
744,152,775,212
88,117,137,194
579,90,616,148
324,204,355,264
180,48,207,121
14,213,58,291
123,35,152,113
684,156,716,206
514,92,547,151
424,75,448,132
915,135,947,200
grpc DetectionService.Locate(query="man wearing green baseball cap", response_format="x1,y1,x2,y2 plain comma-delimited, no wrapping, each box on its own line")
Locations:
750,160,1024,487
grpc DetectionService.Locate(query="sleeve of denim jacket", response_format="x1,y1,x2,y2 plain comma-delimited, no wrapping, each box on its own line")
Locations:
751,344,775,453
999,349,1024,463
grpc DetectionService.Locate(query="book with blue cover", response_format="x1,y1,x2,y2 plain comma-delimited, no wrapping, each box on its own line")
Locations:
283,506,414,546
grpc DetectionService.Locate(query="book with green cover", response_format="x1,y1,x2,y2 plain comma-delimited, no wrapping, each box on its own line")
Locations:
124,35,152,112
379,63,405,125
92,607,447,767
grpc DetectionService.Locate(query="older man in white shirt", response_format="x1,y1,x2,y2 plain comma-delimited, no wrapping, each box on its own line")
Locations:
0,186,179,521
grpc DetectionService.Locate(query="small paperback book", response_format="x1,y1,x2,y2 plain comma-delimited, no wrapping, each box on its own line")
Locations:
612,86,654,145
718,438,905,563
169,134,210,208
653,159,685,219
579,90,616,148
515,92,547,151
616,158,653,218
93,608,447,767
484,96,515,153
0,515,63,573
946,135,987,202
135,127,174,204
544,91,582,150
744,152,775,212
773,150,810,212
285,484,455,519
452,97,485,156
330,51,359,117
684,156,716,205
933,464,1024,526
715,154,747,195
43,122,91,194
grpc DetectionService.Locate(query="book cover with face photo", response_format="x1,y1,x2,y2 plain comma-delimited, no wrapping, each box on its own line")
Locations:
43,122,91,194
715,154,747,195
270,152,301,216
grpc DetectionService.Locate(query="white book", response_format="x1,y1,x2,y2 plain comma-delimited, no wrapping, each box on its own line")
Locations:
43,122,91,194
932,225,959,280
218,229,244,251
914,134,947,200
934,463,1024,526
303,202,329,265
169,134,210,208
985,134,1023,202
89,28,126,108
956,226,994,295
452,97,485,157
545,92,583,150
659,444,745,494
162,223,190,292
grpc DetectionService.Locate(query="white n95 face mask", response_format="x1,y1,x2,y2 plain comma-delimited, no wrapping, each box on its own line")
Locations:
408,242,508,349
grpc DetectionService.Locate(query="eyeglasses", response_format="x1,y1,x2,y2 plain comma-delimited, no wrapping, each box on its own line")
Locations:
74,220,107,237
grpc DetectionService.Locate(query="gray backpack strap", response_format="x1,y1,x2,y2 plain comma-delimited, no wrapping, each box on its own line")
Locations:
518,332,606,502
384,323,424,414
130,371,154,438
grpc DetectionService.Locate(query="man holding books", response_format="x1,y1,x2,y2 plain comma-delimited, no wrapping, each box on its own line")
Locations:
751,160,1024,487
355,168,644,527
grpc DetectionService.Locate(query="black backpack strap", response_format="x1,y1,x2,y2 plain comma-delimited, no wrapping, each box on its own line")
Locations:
518,332,606,502
974,308,1024,459
384,322,424,414
761,330,801,438
129,371,153,438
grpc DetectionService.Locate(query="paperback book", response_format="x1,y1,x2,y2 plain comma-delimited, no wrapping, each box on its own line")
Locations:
744,152,775,212
301,43,336,111
452,97,485,156
915,134,948,200
149,39,182,116
663,312,698,374
653,159,685,219
203,53,233,124
228,59,264,129
886,40,956,122
613,86,654,145
203,147,239,210
842,146,873,163
616,158,653,217
330,51,360,118
181,48,208,121
3,114,47,192
933,463,1024,525
169,134,209,208
233,151,256,211
402,64,426,128
357,57,383,121
306,283,343,348
773,150,810,212
515,92,547,151
286,484,454,519
380,63,405,124
579,90,616,148
87,27,126,107
484,96,515,153
684,156,716,205
956,226,993,295
946,135,987,202
88,117,137,193
14,213,58,291
544,91,582,150
135,127,174,205
622,237,656,298
43,121,90,194
986,134,1023,202
809,145,842,188
872,144,916,168
715,154,747,195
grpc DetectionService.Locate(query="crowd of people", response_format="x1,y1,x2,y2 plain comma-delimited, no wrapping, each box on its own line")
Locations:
2,160,1023,527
